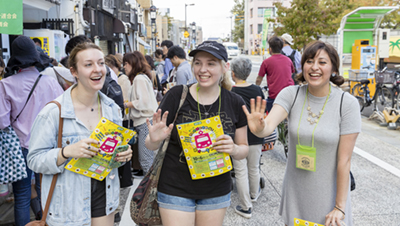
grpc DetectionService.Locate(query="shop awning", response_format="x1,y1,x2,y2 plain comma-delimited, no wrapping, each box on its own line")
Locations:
113,18,126,34
138,37,151,50
23,0,57,11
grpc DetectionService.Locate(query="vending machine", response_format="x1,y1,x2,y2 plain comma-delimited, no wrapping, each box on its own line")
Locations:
350,39,377,96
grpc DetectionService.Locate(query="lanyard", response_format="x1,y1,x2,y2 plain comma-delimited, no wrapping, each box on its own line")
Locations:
297,85,330,147
97,94,101,120
196,85,221,120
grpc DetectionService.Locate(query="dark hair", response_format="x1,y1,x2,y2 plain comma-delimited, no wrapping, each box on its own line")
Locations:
123,51,152,83
268,36,283,54
65,35,91,55
296,40,344,86
155,49,164,59
68,42,103,73
32,38,42,47
105,54,121,69
0,56,5,68
145,55,155,70
167,46,186,60
161,40,173,49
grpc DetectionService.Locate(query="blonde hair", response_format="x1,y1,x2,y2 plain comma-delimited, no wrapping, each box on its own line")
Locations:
191,57,232,91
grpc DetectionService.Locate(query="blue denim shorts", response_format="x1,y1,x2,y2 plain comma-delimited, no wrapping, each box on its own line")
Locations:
157,191,231,212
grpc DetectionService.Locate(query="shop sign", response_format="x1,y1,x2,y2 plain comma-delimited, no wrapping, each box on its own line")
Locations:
102,0,115,15
30,37,50,56
0,0,23,35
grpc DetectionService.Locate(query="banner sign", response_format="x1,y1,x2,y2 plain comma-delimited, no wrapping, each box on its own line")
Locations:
261,8,273,49
0,0,23,35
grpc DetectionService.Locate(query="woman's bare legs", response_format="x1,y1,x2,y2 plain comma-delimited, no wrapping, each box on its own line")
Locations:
91,212,115,226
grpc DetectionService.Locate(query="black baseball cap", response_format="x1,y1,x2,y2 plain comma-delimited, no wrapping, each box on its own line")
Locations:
189,41,228,62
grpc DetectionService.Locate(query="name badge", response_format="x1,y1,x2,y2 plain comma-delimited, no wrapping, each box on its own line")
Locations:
296,145,316,172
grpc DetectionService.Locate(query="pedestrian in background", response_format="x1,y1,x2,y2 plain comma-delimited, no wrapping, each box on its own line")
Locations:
0,36,63,226
230,56,265,219
28,42,132,225
167,46,196,86
154,49,165,80
160,40,174,85
145,41,249,226
244,40,361,226
281,33,302,84
256,36,294,112
123,51,158,174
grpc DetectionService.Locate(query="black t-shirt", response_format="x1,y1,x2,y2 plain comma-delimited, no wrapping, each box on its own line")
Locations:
231,84,265,145
158,85,247,199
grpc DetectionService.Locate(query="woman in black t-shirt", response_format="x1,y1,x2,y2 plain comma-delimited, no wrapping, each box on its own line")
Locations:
145,41,249,226
230,56,265,219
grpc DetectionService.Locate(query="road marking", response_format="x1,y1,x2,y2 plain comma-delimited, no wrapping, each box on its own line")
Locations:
354,146,400,178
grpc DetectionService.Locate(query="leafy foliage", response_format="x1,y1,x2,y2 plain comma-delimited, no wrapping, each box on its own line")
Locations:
231,0,244,45
269,0,353,50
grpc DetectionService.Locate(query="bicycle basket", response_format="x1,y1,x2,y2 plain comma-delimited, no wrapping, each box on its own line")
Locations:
374,70,396,84
348,69,368,81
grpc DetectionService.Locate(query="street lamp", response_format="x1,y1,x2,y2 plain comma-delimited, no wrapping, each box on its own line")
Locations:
150,5,157,53
185,3,195,49
191,22,196,49
227,16,233,42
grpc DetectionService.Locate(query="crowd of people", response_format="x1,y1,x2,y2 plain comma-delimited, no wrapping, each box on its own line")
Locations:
0,33,360,226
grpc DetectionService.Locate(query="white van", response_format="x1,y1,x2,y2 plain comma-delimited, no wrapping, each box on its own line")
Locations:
222,42,240,60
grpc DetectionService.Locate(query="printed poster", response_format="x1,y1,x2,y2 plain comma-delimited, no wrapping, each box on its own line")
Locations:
65,117,136,181
177,115,232,180
294,218,323,226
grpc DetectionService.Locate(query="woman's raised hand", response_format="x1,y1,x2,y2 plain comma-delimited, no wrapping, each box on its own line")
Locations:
242,96,266,136
146,109,174,143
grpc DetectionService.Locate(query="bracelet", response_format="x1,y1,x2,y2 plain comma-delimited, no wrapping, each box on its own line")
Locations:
124,103,127,109
334,206,345,218
61,147,68,159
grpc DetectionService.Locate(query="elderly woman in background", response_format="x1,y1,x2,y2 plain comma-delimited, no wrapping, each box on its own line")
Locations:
230,56,265,219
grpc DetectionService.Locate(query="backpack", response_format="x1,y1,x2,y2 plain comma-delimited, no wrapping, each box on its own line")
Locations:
101,66,125,117
281,49,297,73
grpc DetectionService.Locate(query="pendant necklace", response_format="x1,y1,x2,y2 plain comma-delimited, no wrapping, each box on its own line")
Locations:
196,85,221,120
306,85,331,125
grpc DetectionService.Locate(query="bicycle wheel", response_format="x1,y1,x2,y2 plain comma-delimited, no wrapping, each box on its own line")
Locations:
352,84,364,97
378,86,394,108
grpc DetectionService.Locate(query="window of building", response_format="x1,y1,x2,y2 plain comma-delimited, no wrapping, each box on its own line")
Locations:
250,8,253,18
258,8,265,17
250,24,253,34
258,24,263,34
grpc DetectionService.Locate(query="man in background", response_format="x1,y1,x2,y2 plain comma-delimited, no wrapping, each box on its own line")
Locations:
281,33,302,83
256,36,294,112
167,46,196,85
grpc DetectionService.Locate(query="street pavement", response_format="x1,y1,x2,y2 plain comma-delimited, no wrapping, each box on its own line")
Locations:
1,55,400,226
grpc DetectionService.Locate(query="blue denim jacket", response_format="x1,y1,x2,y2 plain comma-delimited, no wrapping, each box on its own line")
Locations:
28,86,122,226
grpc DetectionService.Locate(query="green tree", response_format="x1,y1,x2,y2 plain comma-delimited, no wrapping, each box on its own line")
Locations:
231,0,244,45
269,0,353,50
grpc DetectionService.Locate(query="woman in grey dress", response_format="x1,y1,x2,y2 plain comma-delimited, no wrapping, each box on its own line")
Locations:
243,41,361,226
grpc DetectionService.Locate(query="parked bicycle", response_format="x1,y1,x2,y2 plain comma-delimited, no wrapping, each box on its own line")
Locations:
352,67,394,112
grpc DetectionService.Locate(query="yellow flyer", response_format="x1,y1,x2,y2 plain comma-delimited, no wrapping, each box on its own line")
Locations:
65,117,136,181
176,115,232,180
294,218,323,226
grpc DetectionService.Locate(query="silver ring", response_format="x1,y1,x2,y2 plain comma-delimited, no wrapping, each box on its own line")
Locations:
88,146,91,150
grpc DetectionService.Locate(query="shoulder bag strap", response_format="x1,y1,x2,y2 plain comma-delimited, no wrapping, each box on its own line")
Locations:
290,85,301,111
13,74,43,123
40,100,62,224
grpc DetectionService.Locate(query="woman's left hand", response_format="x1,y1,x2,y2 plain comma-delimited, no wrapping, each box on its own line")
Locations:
114,145,133,163
212,135,237,156
325,208,345,226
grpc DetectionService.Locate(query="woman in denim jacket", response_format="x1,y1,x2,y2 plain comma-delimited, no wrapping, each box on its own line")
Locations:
28,42,132,226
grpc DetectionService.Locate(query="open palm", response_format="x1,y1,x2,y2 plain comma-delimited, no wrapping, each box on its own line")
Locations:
242,96,266,136
147,109,174,143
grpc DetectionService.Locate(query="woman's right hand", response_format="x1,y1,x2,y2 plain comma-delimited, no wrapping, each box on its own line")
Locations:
242,96,267,136
63,138,100,159
147,109,173,143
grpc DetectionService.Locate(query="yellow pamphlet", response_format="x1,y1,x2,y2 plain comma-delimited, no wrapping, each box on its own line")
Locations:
176,115,232,180
294,218,324,226
65,117,136,181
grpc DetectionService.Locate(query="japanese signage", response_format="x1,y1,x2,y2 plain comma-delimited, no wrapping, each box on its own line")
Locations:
30,37,50,56
261,8,272,49
0,0,23,35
